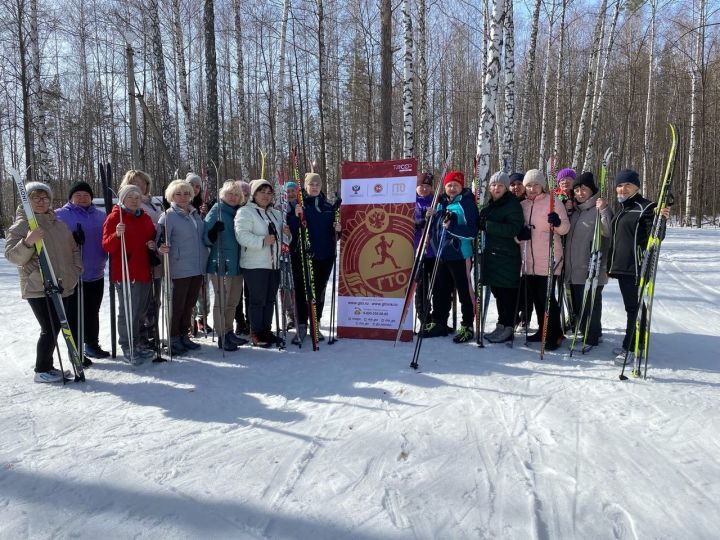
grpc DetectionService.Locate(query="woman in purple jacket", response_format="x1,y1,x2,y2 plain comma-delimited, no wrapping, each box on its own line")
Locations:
55,181,109,361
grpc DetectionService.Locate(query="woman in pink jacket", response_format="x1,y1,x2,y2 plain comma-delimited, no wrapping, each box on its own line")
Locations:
518,169,570,350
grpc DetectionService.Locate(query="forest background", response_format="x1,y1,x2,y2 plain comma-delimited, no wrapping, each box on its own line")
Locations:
0,0,717,230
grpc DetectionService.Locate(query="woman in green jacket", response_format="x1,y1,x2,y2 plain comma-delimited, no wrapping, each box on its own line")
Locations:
480,171,525,343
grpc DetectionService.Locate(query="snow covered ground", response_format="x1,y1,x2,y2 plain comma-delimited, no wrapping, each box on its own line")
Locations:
1,227,719,539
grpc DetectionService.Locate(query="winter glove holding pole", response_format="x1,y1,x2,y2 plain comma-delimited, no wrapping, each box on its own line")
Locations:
73,223,85,246
547,212,561,228
208,220,225,243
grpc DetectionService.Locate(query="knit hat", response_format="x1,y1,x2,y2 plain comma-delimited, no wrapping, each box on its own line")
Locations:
556,168,576,184
417,172,434,187
509,172,524,185
614,169,640,188
26,181,53,204
186,173,202,187
118,184,143,204
573,172,598,195
304,172,322,186
523,169,547,189
489,171,510,188
443,171,464,187
249,179,274,200
68,181,94,200
286,181,297,189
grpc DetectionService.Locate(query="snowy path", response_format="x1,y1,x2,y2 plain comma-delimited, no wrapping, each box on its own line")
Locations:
1,228,719,539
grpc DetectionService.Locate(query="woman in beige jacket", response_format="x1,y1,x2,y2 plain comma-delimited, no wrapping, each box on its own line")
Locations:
5,182,82,383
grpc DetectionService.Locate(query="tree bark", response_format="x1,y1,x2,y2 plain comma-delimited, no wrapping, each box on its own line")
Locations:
501,0,515,170
418,0,429,169
537,3,556,168
641,0,656,194
401,0,414,158
516,0,542,171
204,0,219,184
551,0,568,159
232,0,249,179
379,0,392,160
685,0,705,226
172,0,195,167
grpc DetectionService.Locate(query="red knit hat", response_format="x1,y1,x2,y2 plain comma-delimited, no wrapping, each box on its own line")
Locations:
443,171,464,187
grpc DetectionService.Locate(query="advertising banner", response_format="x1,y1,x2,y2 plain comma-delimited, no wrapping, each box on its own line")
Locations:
338,158,417,341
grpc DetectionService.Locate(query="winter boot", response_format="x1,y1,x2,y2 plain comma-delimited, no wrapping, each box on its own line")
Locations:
34,370,63,383
181,335,201,350
84,344,110,359
614,350,631,366
453,325,474,343
421,322,448,338
484,324,505,341
292,324,307,346
219,332,239,351
251,333,271,348
487,325,514,343
169,336,187,355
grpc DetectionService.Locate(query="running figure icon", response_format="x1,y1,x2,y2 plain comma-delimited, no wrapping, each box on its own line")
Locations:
371,235,401,269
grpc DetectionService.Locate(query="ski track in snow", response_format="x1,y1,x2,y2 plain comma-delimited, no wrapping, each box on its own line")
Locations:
1,228,720,539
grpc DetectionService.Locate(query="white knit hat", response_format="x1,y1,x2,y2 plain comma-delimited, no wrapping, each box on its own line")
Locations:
523,169,547,190
26,181,53,204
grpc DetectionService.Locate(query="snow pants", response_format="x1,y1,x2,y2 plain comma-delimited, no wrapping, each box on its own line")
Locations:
430,258,474,329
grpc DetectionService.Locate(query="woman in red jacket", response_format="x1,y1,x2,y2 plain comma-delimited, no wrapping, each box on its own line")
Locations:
102,185,158,364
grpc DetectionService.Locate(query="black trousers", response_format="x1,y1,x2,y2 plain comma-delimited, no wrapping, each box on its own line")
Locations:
170,275,203,337
291,255,334,326
525,275,563,341
570,283,604,345
617,275,645,350
430,259,474,328
28,295,72,373
66,277,104,347
244,268,281,334
491,286,518,328
414,256,435,325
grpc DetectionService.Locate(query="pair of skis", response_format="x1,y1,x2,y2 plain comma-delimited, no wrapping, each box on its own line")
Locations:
620,124,678,380
9,167,85,382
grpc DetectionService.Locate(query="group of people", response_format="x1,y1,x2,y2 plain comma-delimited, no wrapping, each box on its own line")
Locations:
6,159,667,384
414,166,668,364
6,169,340,383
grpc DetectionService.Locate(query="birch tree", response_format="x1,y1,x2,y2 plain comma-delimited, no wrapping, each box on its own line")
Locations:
172,0,195,166
516,0,542,170
571,0,606,170
401,0,414,158
29,0,50,182
204,0,219,178
685,0,705,226
273,0,291,172
418,0,429,169
232,0,249,178
501,0,515,170
641,0,656,193
551,0,568,159
537,3,556,168
582,0,620,173
317,0,331,184
475,0,503,189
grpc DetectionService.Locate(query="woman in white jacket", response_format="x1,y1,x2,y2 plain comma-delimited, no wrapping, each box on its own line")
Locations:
235,179,289,347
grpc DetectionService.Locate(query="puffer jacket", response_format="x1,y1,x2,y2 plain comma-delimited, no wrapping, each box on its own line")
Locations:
607,193,656,278
5,206,82,299
520,192,570,276
564,193,613,286
235,201,286,270
55,202,107,281
102,205,157,283
157,203,209,279
480,191,524,288
287,192,337,260
430,188,480,261
414,192,435,257
204,200,241,276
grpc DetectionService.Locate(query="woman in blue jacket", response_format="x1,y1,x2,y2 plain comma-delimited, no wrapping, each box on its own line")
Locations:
422,171,480,343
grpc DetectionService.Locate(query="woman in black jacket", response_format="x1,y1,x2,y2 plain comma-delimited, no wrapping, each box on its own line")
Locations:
607,169,669,364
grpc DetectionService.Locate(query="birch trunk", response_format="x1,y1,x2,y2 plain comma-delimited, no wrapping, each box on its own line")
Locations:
402,0,414,158
148,0,176,167
379,0,392,160
418,0,429,169
475,0,503,190
501,0,515,170
30,0,50,182
272,0,291,173
232,0,249,179
551,0,568,158
537,3,556,168
685,0,705,226
516,0,542,170
572,0,607,170
582,0,620,173
172,0,195,167
126,43,140,167
641,0,656,194
204,0,219,180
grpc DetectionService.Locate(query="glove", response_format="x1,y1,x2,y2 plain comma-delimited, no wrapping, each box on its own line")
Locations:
208,220,225,243
517,226,532,241
443,211,457,225
547,212,561,228
73,225,85,246
478,215,488,232
148,248,162,267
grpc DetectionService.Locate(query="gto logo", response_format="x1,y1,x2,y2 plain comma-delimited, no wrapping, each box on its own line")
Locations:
395,164,412,172
352,185,361,194
374,184,384,193
391,183,405,194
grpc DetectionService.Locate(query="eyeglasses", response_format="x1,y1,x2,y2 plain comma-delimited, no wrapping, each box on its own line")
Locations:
31,195,50,202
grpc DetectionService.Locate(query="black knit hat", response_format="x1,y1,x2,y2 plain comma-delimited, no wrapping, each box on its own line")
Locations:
614,169,640,188
68,181,94,200
417,172,434,187
573,172,598,195
509,172,524,184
